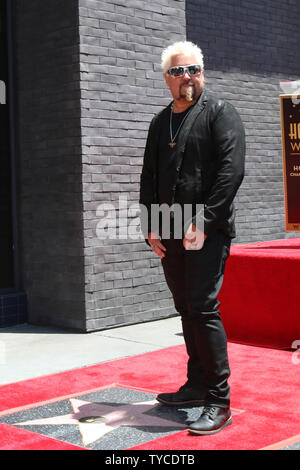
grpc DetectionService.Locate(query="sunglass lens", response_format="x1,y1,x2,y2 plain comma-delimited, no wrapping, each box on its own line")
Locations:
188,65,201,75
172,67,184,77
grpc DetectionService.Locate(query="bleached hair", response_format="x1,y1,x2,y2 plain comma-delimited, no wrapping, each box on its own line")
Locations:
161,41,204,73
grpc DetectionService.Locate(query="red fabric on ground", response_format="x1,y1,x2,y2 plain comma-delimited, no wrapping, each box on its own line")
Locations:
131,342,300,450
219,238,300,349
0,342,299,450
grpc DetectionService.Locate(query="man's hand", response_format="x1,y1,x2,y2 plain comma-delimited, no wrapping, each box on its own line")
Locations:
148,232,166,259
183,223,207,250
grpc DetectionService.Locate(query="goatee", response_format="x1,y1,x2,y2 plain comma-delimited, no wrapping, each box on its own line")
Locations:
185,85,194,102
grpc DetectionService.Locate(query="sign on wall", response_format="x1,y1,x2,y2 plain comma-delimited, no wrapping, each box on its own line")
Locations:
280,93,300,231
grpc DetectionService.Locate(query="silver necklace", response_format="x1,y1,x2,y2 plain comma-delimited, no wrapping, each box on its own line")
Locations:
169,104,193,148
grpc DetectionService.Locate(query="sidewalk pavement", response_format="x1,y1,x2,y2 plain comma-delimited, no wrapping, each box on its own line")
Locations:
0,316,184,386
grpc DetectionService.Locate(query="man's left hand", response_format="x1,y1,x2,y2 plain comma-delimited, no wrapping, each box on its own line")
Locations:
183,223,207,250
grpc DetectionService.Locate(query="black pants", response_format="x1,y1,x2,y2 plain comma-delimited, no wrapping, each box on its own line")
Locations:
161,229,231,408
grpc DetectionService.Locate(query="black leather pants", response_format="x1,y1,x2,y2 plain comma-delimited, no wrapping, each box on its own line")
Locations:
161,230,231,408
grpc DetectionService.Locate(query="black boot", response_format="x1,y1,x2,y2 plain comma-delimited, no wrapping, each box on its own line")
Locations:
156,382,205,406
188,406,232,435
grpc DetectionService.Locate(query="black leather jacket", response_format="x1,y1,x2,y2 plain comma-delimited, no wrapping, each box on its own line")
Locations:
139,89,246,242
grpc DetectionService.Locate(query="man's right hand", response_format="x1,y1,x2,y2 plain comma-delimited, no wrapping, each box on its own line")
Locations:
148,232,166,259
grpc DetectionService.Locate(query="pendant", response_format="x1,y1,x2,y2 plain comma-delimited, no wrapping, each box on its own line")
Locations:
169,141,176,148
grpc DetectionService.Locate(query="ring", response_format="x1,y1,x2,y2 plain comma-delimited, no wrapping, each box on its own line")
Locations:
151,243,156,249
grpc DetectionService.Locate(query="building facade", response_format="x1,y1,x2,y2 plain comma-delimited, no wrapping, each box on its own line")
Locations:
1,0,299,330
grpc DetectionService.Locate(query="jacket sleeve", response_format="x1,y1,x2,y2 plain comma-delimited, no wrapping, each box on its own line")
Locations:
201,100,245,237
139,117,157,245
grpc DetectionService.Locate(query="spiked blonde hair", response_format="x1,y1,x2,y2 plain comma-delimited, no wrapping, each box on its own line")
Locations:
161,41,204,73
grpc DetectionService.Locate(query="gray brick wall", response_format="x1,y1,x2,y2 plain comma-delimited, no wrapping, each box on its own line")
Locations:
14,0,300,332
79,0,186,331
14,0,86,329
186,0,300,244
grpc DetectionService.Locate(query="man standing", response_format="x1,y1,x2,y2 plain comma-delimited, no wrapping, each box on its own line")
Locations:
139,41,245,435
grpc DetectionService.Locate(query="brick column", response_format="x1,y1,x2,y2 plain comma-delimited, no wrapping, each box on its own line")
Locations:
15,0,86,329
79,0,186,330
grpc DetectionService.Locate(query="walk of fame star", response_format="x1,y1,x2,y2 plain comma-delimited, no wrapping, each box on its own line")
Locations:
13,397,185,447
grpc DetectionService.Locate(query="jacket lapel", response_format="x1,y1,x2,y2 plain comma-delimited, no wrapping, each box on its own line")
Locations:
175,88,208,154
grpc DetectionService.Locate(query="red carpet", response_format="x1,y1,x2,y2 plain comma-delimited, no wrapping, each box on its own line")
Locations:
0,342,299,450
220,238,300,349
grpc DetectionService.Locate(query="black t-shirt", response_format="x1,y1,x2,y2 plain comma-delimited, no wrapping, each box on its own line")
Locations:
157,104,196,238
158,105,195,206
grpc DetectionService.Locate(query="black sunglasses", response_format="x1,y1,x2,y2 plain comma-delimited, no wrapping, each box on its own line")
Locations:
167,64,202,78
